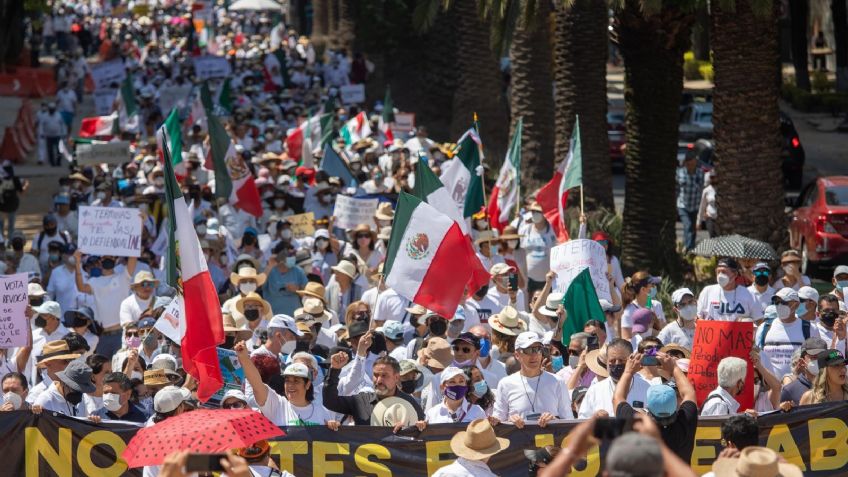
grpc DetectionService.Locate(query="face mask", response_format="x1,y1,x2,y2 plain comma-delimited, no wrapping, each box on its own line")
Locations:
717,273,731,288
806,359,819,376
245,309,260,321
755,274,770,286
126,336,141,349
131,370,143,380
103,393,122,412
453,359,473,368
49,253,60,263
96,192,106,201
101,258,116,270
821,312,838,328
154,177,165,187
274,199,286,208
472,380,489,397
64,389,83,405
797,303,808,317
34,316,47,328
444,384,468,401
240,282,257,295
281,229,293,240
11,241,23,252
552,355,564,372
196,225,207,235
776,304,791,320
608,364,626,381
479,338,491,358
532,212,545,224
475,219,488,229
568,354,580,369
837,280,848,289
285,256,296,268
3,392,22,410
648,287,657,299
281,339,296,355
507,240,519,249
428,319,447,336
400,380,417,394
316,239,329,250
783,264,797,276
242,236,256,246
679,304,697,321
490,245,499,256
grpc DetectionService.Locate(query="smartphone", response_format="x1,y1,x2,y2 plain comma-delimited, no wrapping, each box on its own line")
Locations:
508,273,518,291
593,417,629,441
641,348,658,367
185,453,227,472
586,334,599,351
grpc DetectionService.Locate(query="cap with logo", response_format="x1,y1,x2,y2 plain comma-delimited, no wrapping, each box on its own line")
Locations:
515,331,542,350
818,349,846,368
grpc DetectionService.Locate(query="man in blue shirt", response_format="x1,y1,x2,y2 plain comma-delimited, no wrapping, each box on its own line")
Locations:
676,154,704,251
263,242,308,316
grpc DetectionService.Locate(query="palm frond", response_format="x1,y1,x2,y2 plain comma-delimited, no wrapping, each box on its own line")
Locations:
412,0,453,33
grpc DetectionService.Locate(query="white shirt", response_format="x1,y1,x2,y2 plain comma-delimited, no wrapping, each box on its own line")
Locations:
578,374,651,419
656,320,695,350
620,301,666,331
756,317,820,378
33,382,85,416
425,399,487,424
701,386,740,416
477,358,507,389
86,267,132,329
493,371,571,421
374,288,410,323
485,287,526,313
465,297,497,327
815,321,847,354
517,221,557,282
697,284,763,321
119,293,153,327
747,284,776,313
432,458,498,477
257,384,335,426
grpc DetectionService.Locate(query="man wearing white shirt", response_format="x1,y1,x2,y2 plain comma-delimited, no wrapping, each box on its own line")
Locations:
33,359,95,417
701,357,747,416
697,258,762,321
373,286,409,323
747,262,776,315
486,263,527,312
27,302,68,384
118,271,158,327
47,244,79,314
578,339,650,418
756,288,820,378
492,332,570,427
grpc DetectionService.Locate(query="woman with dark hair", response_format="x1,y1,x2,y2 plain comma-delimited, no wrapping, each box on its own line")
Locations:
82,353,110,415
620,271,666,340
464,365,495,415
346,223,383,286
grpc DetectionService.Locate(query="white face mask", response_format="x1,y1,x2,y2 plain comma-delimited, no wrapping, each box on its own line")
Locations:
130,371,143,381
103,392,122,412
153,177,164,187
240,282,257,295
717,273,731,288
532,212,545,224
316,239,329,250
281,229,293,240
2,392,22,410
678,304,697,321
776,304,791,320
806,359,819,376
783,264,798,276
476,219,488,229
96,191,106,201
507,240,519,249
489,245,499,256
274,199,286,208
281,339,296,355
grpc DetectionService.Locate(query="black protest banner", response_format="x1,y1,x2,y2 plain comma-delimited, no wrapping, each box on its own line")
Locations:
4,403,848,476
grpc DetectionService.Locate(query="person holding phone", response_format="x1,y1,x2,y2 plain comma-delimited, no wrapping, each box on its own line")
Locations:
486,263,527,312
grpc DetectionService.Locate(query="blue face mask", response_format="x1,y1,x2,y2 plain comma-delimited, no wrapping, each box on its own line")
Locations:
837,280,848,289
472,380,488,397
479,338,491,358
648,287,657,299
797,303,808,316
89,267,102,278
285,256,296,268
551,355,564,373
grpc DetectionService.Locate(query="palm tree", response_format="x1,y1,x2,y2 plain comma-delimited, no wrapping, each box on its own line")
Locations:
336,0,355,52
616,0,693,275
553,0,613,209
711,1,786,248
789,0,810,91
311,0,329,51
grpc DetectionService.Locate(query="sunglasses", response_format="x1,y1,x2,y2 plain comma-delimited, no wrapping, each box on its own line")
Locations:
140,281,156,288
753,270,769,276
522,346,544,355
126,331,139,338
452,346,473,354
355,234,371,239
222,401,247,409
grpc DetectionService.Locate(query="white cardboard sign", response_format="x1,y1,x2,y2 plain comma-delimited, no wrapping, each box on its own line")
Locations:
339,84,366,105
333,195,379,230
549,239,611,302
193,56,232,80
78,206,143,257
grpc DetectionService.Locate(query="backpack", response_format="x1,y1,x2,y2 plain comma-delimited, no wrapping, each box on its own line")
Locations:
757,317,811,349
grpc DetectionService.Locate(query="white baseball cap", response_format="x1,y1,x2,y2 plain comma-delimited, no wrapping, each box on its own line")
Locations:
153,386,192,413
515,331,542,350
439,366,466,385
798,286,819,302
283,362,311,380
671,288,695,305
268,314,304,337
33,301,62,318
376,320,404,341
775,287,800,302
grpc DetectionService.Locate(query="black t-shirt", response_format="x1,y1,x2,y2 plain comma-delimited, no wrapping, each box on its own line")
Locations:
616,400,699,462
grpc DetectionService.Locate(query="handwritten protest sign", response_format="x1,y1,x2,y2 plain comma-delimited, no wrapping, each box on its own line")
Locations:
154,296,183,344
158,86,192,116
689,320,755,411
392,112,415,137
340,84,366,105
76,141,130,166
89,60,126,91
549,239,611,301
207,347,245,406
193,56,232,80
78,206,142,257
334,195,379,230
93,89,117,116
288,212,315,239
0,273,29,348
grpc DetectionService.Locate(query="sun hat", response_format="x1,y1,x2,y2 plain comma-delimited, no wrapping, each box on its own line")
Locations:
222,389,248,406
268,314,305,337
405,303,427,315
474,230,499,245
630,308,654,334
422,337,453,370
131,270,159,287
330,260,357,280
370,396,419,428
374,202,394,221
33,301,62,319
296,281,327,303
234,292,272,318
711,446,802,477
293,297,331,322
222,313,254,342
153,385,192,413
144,369,171,387
660,343,691,359
538,293,563,318
229,266,267,287
515,331,543,351
283,362,311,380
28,283,48,297
774,287,799,303
798,286,819,303
231,254,260,272
489,306,527,336
36,341,82,367
346,319,370,340
489,262,514,276
56,359,97,394
586,345,609,378
449,419,510,461
498,225,522,241
348,223,377,242
439,366,466,385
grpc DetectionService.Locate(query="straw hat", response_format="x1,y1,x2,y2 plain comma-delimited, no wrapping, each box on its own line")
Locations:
377,226,392,241
229,267,267,287
234,292,272,318
489,306,527,336
348,223,377,241
331,260,357,280
586,345,609,378
374,202,394,221
499,225,522,241
449,419,510,461
223,313,254,341
131,270,160,287
144,369,171,387
370,396,419,427
711,447,802,477
422,337,453,370
660,343,692,359
474,230,499,245
293,297,331,323
36,340,82,367
296,282,327,303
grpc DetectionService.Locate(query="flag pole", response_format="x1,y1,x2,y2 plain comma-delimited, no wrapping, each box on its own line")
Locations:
473,112,487,208
580,184,584,216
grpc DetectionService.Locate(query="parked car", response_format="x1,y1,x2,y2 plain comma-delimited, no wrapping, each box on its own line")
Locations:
780,112,806,190
788,176,848,276
678,101,713,141
607,108,626,166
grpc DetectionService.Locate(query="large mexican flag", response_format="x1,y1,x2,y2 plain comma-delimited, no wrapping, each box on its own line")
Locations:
439,128,485,218
488,118,522,232
412,155,469,235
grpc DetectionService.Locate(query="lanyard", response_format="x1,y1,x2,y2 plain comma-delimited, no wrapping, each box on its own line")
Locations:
521,374,542,413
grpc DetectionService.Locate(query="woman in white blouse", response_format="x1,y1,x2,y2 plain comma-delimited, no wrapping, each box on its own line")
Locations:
419,366,486,426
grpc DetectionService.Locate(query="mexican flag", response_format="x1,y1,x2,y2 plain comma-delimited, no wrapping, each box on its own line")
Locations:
488,118,522,232
156,108,184,177
216,78,233,115
340,111,372,145
536,116,582,242
412,154,469,235
79,113,117,138
285,111,324,164
116,72,139,133
379,87,394,143
263,49,290,89
161,131,224,403
439,128,485,218
206,102,263,218
560,268,606,344
384,192,490,318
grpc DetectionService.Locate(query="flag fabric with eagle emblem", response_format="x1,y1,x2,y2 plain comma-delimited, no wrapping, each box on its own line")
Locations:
487,118,522,232
536,116,582,242
339,111,372,145
439,128,485,218
161,131,225,403
384,192,489,318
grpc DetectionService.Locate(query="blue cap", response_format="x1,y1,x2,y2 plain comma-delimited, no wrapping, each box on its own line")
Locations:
138,317,157,329
646,384,677,418
243,227,258,236
54,194,70,205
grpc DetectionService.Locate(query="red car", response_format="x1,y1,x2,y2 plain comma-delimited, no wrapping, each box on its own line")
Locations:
789,176,848,275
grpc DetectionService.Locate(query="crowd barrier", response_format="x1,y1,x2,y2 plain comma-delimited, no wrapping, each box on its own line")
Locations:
3,402,848,476
0,98,36,163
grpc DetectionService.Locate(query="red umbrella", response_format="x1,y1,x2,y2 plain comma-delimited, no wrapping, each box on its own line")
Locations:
122,409,285,468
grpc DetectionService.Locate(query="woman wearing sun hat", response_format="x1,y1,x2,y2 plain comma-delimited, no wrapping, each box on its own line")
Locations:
431,418,509,477
344,223,384,286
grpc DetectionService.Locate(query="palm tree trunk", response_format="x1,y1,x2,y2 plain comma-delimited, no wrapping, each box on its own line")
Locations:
510,0,554,190
326,0,337,46
451,0,509,160
616,1,692,275
311,0,329,51
712,1,786,248
553,0,613,209
337,0,355,53
834,0,848,91
790,0,811,91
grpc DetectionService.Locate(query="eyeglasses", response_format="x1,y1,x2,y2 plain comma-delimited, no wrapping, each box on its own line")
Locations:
140,281,156,288
356,234,371,239
567,349,582,356
222,401,247,409
452,346,473,354
753,270,769,276
522,346,543,355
